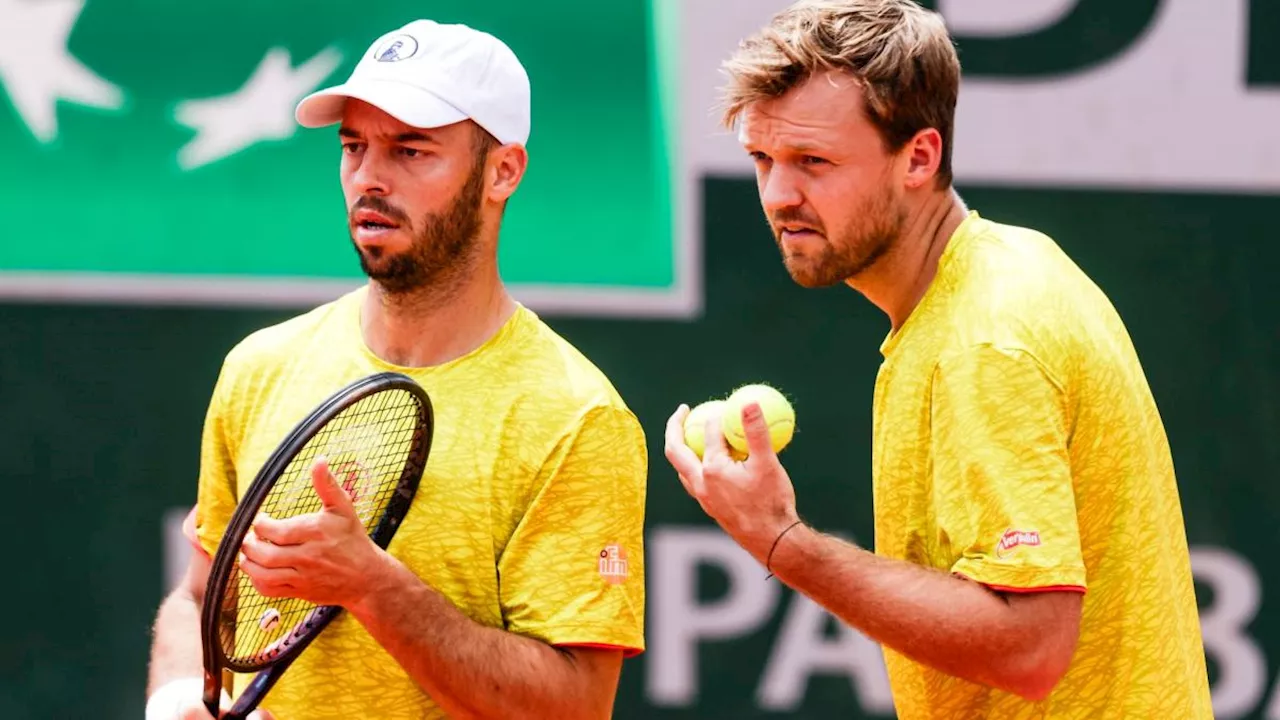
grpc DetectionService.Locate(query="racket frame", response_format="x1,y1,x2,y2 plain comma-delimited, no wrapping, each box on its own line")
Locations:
199,371,433,718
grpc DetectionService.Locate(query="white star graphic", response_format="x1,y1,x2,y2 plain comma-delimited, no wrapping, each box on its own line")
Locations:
0,0,126,143
173,47,342,171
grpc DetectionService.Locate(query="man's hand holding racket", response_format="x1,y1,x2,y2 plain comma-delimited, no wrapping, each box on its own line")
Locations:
143,678,275,720
150,457,367,720
175,698,275,720
240,457,390,610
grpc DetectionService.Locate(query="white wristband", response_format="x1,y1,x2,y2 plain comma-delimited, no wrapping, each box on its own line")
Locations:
145,677,229,720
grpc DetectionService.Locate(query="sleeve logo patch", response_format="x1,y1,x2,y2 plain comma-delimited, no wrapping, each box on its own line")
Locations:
996,529,1041,558
598,543,630,585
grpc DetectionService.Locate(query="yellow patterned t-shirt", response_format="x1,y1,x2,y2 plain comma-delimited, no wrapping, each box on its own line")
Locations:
188,287,647,719
871,211,1212,719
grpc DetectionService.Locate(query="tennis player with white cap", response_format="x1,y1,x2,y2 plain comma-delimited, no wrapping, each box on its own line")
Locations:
144,18,647,720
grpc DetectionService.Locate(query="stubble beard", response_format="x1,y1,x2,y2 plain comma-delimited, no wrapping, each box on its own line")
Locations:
772,185,906,288
350,157,487,298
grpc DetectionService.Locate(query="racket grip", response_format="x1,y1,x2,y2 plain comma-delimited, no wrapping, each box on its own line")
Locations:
223,664,283,720
202,671,223,718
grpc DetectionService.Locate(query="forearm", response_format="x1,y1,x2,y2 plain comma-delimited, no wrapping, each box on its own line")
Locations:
349,551,602,720
768,525,1055,697
147,588,205,694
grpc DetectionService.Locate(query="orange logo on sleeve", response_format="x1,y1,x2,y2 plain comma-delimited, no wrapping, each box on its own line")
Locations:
996,529,1041,558
598,544,629,585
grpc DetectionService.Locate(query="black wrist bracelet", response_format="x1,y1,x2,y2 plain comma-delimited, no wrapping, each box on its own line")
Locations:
765,520,804,579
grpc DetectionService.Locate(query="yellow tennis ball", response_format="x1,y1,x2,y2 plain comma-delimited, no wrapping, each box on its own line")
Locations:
683,400,726,459
683,399,748,461
722,383,795,456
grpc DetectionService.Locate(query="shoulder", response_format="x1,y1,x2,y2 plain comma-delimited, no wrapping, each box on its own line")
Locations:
224,290,358,369
212,289,360,404
934,214,1121,358
502,307,644,438
510,307,632,407
946,215,1090,307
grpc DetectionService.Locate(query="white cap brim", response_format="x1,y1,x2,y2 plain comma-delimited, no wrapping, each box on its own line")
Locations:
295,78,469,130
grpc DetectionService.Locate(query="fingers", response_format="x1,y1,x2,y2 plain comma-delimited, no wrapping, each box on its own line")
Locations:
700,410,734,464
251,513,313,546
175,694,222,720
240,554,300,598
177,702,215,720
248,709,277,720
241,529,296,570
740,401,778,462
663,404,689,448
310,457,357,516
663,405,705,496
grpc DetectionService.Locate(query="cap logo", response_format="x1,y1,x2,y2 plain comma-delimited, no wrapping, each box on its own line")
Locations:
374,34,419,63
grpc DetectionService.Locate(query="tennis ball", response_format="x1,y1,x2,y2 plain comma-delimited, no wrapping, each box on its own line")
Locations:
683,399,726,459
683,399,748,461
722,383,795,456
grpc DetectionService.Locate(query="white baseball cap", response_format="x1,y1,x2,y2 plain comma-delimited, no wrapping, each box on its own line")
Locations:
295,19,531,146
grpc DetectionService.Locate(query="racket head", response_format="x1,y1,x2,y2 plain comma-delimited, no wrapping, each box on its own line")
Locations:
199,371,433,682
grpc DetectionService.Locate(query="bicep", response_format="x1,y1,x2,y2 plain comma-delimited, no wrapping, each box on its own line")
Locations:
178,506,213,603
1005,589,1083,648
560,646,624,719
181,545,212,604
1003,589,1084,693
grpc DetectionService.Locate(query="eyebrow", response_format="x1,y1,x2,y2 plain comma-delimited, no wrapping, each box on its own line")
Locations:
739,131,831,155
742,142,831,157
338,127,437,144
786,143,829,154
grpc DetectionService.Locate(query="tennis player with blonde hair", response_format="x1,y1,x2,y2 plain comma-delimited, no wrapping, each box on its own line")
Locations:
665,1,1213,717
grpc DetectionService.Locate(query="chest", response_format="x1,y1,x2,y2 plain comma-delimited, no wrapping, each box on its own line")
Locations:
870,357,944,567
233,377,545,623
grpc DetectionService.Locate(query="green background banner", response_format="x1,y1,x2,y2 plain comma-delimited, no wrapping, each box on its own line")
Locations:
0,0,683,313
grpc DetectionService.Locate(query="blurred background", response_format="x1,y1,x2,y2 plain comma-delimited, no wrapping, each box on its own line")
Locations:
2,0,1277,717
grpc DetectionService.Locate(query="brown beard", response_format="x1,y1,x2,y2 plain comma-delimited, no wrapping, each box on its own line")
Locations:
349,153,487,296
770,183,906,288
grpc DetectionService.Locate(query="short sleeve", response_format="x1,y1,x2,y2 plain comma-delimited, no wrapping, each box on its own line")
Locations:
498,404,648,655
931,344,1087,594
192,358,242,559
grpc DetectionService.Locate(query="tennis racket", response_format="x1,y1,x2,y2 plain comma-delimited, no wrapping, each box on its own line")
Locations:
199,371,434,719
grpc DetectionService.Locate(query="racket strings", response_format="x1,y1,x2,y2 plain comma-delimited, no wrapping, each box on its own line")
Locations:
219,387,425,666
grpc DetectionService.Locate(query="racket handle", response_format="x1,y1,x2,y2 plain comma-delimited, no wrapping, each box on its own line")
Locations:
223,662,287,720
202,671,223,718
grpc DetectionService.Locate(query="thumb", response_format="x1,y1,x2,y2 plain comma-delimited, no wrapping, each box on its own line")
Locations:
741,402,777,461
247,710,277,720
311,457,356,516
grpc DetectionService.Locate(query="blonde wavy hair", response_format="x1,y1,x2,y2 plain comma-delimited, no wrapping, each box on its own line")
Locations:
721,0,960,186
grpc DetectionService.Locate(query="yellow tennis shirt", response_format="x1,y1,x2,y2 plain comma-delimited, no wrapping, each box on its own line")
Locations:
188,287,647,719
872,212,1212,719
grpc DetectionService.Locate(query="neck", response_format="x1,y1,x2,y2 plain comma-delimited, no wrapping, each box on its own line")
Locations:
360,259,517,368
846,187,968,331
